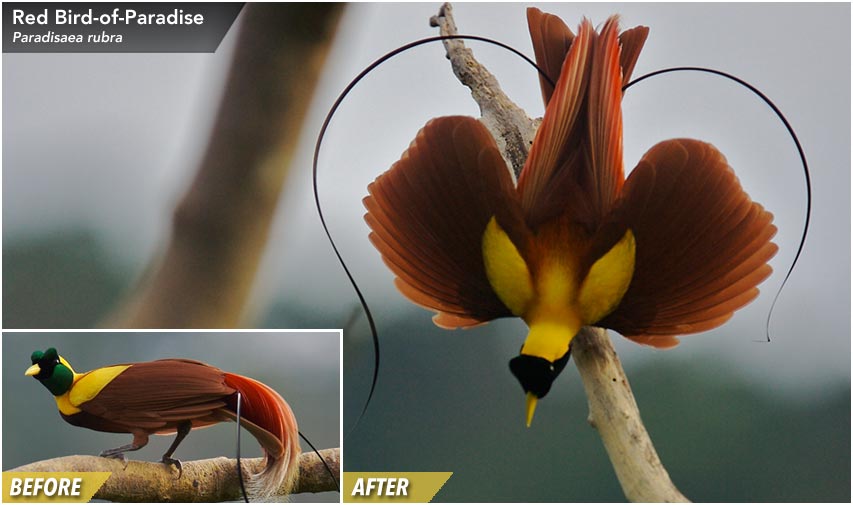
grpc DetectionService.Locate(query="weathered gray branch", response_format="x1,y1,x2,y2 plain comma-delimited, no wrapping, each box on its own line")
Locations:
430,2,538,179
432,5,689,502
8,448,340,502
573,328,689,502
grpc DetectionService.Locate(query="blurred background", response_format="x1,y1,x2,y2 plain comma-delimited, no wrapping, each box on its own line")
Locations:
2,331,340,502
3,2,849,502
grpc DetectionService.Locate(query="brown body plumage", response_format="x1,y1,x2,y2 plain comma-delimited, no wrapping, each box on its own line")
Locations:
27,351,300,498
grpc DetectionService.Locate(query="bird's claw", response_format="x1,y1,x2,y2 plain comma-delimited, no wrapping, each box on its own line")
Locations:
98,451,129,469
162,457,183,479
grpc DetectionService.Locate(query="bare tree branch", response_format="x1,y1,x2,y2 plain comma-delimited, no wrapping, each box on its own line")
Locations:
573,328,689,502
8,448,340,502
109,3,344,328
431,5,689,502
430,2,538,179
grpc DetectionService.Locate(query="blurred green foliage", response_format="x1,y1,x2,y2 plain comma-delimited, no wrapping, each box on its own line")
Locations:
3,230,128,328
341,315,850,502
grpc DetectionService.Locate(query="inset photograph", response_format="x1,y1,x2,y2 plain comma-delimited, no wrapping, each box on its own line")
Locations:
3,331,340,502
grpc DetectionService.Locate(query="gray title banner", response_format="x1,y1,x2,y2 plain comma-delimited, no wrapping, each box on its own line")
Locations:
4,2,245,53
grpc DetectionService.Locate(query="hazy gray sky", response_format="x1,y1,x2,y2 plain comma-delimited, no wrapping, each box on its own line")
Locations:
4,3,850,391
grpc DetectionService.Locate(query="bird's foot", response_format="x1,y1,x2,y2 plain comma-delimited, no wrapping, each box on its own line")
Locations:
98,451,129,469
162,456,183,479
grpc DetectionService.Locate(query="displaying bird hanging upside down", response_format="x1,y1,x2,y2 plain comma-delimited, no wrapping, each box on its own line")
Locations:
363,9,777,426
26,348,300,498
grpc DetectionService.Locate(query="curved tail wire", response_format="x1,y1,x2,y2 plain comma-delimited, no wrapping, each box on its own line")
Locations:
235,391,249,503
313,34,552,438
623,67,811,342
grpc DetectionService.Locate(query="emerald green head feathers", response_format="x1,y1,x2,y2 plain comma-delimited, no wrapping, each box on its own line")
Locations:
27,348,75,396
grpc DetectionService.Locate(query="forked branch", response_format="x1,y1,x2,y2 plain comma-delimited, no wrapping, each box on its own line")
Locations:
430,3,539,178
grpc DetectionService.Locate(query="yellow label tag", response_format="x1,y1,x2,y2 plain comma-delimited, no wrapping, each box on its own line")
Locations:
344,472,452,503
2,472,111,502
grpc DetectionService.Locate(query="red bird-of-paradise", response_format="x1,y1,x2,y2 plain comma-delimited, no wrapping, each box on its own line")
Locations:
26,348,300,498
363,9,777,426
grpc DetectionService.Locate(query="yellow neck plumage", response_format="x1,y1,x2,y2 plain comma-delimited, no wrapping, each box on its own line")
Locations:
482,216,636,363
53,358,130,416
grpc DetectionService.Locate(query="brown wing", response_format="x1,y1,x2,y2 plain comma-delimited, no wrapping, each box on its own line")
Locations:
364,116,531,328
600,139,777,347
78,359,234,432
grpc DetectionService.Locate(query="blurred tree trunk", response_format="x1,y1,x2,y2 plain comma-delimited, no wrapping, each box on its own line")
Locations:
110,3,344,328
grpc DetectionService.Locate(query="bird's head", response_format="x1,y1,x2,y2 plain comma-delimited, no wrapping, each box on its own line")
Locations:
26,348,76,396
509,349,571,427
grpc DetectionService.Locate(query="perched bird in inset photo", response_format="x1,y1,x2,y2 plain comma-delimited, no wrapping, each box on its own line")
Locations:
363,9,777,426
26,347,300,498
